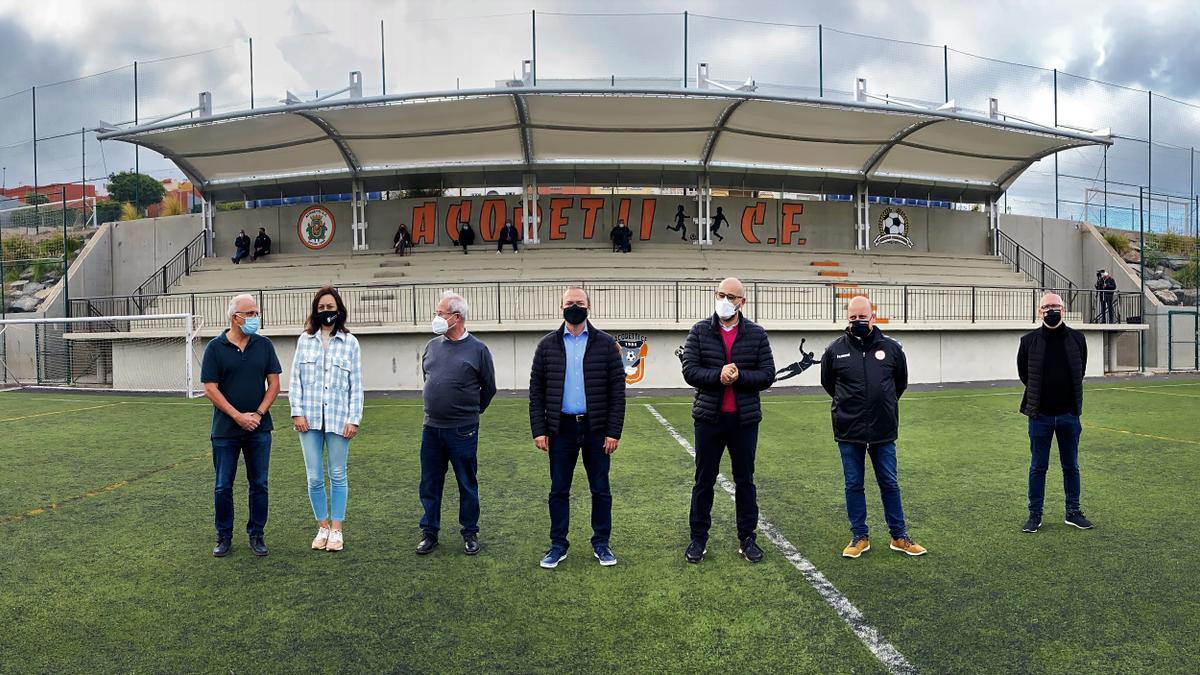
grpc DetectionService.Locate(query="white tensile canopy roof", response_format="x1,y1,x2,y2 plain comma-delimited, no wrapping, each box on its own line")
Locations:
99,88,1109,202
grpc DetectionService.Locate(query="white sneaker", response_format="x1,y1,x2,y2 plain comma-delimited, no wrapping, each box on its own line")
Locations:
326,529,344,552
311,527,330,550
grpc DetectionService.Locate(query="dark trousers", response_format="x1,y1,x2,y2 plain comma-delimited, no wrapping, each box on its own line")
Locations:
1027,414,1082,514
212,431,271,538
837,441,907,539
497,239,519,252
548,414,612,550
690,413,759,543
419,423,480,538
1100,293,1116,323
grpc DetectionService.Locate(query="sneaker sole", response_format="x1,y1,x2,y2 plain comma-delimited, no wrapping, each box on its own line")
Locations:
1022,526,1040,533
540,553,567,569
685,548,708,564
842,544,871,558
594,552,618,567
416,544,438,555
212,549,230,558
1064,520,1094,530
738,549,763,563
464,545,480,556
889,544,927,556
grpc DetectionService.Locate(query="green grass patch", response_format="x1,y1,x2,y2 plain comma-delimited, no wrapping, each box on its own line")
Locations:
2,380,1199,673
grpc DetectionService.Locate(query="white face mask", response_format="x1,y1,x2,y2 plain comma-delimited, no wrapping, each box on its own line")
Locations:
432,315,450,335
715,298,738,320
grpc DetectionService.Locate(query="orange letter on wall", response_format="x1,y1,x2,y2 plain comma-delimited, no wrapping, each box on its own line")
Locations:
639,198,657,241
580,198,604,239
548,198,573,240
411,201,437,245
480,199,507,241
781,202,806,245
446,201,473,241
616,198,631,229
741,202,766,244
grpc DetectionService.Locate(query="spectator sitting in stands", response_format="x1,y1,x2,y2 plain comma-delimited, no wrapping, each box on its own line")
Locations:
457,220,476,255
393,224,413,256
232,230,250,264
610,220,632,253
251,228,271,261
497,219,520,254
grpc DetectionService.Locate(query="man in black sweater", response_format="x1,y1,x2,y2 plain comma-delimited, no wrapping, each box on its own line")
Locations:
529,287,626,569
680,277,775,564
1017,292,1093,533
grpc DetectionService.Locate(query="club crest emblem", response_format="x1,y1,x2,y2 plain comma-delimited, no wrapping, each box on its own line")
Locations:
616,333,649,385
298,205,336,250
874,207,914,248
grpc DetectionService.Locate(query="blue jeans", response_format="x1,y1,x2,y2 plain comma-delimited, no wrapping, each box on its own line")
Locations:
548,415,612,550
212,431,271,538
419,423,480,538
1027,414,1082,514
837,441,907,539
299,430,350,522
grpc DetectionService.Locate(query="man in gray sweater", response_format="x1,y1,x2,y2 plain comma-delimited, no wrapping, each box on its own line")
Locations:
417,291,497,556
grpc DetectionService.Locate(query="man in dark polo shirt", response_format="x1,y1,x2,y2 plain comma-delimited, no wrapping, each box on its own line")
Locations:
1017,292,1093,533
201,293,282,557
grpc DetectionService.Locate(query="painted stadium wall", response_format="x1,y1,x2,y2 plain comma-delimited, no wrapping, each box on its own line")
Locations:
104,323,1110,393
212,197,989,257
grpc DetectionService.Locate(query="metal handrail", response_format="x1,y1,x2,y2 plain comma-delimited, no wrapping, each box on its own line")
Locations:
131,231,206,299
995,229,1078,293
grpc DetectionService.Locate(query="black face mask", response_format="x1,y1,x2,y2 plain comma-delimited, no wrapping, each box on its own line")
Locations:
1043,310,1062,328
849,320,872,338
563,305,588,326
317,310,340,326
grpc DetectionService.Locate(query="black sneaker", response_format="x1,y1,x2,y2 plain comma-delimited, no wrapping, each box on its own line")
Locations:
416,535,439,555
685,539,707,564
739,537,764,563
1065,511,1094,530
248,535,269,557
463,535,480,556
1022,513,1042,533
212,537,231,557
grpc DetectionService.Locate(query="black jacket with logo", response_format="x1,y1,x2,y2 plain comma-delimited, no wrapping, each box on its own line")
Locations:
819,326,908,444
681,313,775,425
529,322,626,439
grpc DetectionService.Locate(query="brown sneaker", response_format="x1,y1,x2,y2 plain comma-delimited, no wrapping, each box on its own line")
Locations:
889,536,927,556
325,529,344,552
842,536,870,558
311,527,330,550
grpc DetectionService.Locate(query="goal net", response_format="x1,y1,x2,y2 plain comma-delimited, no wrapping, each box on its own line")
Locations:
0,313,202,397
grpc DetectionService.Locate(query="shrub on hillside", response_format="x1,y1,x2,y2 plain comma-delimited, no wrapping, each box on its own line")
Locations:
1104,232,1131,255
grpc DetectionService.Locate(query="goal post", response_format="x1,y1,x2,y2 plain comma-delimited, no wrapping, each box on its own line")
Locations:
0,313,203,397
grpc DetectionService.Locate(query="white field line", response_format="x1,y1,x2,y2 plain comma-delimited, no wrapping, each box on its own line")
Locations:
643,403,917,675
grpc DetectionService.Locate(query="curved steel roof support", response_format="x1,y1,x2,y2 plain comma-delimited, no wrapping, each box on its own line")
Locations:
294,111,361,178
132,137,210,189
512,93,534,166
860,118,944,178
701,97,746,166
995,142,1085,192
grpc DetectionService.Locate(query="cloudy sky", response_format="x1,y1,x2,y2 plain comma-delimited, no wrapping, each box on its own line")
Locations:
0,0,1196,223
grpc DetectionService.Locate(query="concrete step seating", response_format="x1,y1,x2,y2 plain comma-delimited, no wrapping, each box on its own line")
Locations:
181,246,1030,293
143,245,1054,329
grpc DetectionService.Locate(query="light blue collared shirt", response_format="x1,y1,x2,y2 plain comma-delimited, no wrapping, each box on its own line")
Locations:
561,326,589,414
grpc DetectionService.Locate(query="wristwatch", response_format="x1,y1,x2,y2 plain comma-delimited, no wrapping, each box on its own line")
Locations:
254,410,266,417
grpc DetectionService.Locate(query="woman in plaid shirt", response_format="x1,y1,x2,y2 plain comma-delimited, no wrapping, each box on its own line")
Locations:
289,286,364,552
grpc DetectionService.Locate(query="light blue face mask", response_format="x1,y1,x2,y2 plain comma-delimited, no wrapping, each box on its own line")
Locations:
241,316,261,335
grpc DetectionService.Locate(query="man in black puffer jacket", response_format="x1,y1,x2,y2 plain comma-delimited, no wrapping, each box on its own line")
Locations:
680,277,775,565
529,287,626,569
1017,292,1092,534
820,296,926,559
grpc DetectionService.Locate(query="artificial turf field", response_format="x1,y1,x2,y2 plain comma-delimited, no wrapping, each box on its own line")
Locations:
2,378,1199,674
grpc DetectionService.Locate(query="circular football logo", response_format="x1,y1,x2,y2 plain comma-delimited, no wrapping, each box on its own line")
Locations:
297,205,336,250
